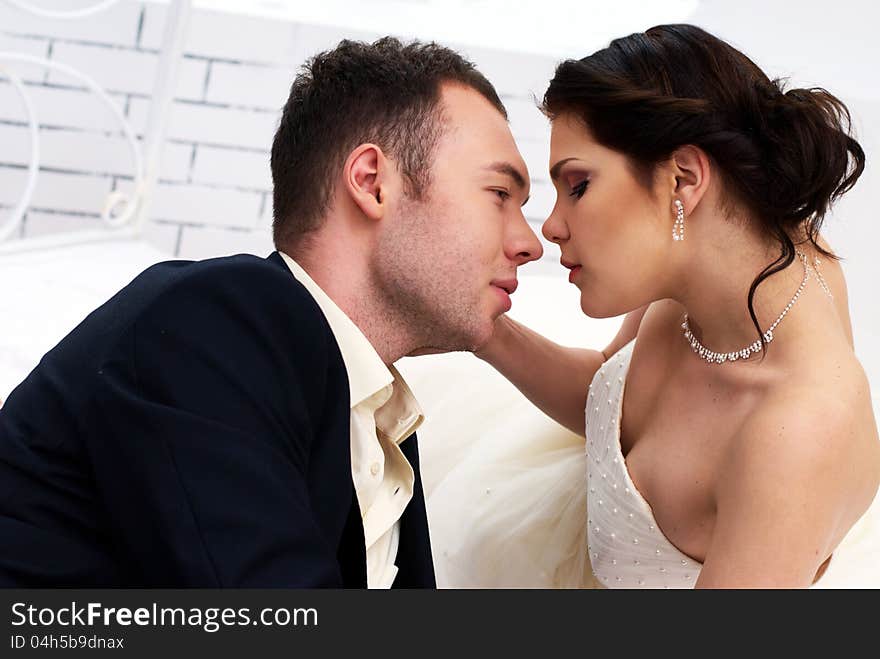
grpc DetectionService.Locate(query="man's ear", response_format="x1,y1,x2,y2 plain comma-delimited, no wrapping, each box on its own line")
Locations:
343,143,388,221
668,144,711,216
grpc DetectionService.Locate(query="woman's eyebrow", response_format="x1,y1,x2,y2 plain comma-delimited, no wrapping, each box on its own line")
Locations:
549,157,579,181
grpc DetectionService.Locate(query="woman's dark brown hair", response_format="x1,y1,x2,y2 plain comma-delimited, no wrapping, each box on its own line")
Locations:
542,24,865,355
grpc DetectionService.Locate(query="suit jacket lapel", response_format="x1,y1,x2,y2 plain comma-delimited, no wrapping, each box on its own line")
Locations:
268,251,432,588
393,433,436,588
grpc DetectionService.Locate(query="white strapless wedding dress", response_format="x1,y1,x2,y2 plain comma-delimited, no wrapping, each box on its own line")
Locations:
427,339,880,588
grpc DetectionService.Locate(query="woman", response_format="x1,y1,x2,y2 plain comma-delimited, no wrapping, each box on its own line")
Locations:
429,24,880,588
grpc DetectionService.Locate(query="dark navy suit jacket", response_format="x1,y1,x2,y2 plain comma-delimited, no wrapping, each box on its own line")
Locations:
0,252,435,587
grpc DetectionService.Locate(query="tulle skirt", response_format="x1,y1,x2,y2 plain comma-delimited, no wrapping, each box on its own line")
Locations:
421,375,602,588
409,353,880,589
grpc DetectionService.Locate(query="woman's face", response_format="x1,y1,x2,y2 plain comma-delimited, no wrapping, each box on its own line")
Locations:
542,113,674,318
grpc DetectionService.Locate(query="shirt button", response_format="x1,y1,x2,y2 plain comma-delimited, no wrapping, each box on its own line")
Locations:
370,463,380,476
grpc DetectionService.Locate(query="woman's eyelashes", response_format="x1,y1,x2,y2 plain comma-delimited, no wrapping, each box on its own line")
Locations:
569,180,589,199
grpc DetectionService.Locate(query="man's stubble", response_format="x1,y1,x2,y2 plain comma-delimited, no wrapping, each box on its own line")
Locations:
370,195,488,353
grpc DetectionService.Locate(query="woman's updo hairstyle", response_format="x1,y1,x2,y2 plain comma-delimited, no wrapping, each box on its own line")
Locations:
542,24,865,354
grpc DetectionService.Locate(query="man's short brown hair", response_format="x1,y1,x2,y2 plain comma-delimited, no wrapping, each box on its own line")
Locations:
270,37,507,252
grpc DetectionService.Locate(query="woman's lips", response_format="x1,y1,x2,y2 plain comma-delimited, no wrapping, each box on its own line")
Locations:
561,260,582,284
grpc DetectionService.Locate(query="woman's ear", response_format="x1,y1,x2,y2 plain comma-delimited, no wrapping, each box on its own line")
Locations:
343,143,388,221
669,144,711,215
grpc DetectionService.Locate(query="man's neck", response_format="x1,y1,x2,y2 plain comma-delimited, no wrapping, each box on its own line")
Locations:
287,248,418,365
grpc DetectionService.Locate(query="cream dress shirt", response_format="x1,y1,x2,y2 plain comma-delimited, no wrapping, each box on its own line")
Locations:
280,253,424,588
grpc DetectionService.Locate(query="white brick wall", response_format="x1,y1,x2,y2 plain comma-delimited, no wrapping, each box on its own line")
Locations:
126,96,278,149
139,218,179,254
0,1,142,47
0,81,127,131
0,168,112,214
22,209,106,238
46,41,208,99
463,44,558,101
1,0,559,259
177,224,273,260
9,127,139,174
140,3,300,63
525,180,556,223
505,96,552,148
150,181,263,228
205,61,294,109
0,33,51,82
165,102,278,150
191,145,272,190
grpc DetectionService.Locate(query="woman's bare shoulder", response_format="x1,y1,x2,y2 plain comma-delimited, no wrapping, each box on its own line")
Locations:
704,372,879,585
722,358,880,525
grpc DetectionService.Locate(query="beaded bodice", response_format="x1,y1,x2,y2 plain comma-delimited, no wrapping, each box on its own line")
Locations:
585,340,702,588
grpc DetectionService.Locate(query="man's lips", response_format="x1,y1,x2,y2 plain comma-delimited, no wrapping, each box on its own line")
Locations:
490,278,518,295
490,278,517,313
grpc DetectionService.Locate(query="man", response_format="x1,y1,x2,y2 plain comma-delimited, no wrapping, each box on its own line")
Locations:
0,38,541,587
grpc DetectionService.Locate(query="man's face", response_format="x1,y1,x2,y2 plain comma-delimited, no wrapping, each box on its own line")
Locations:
373,83,543,351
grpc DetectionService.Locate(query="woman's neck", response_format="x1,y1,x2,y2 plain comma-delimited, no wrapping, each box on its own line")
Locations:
670,221,811,358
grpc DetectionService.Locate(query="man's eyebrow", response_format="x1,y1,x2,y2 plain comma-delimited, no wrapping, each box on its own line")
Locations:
549,157,578,181
484,162,528,191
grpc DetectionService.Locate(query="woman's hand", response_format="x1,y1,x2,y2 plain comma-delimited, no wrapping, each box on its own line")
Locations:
473,313,514,363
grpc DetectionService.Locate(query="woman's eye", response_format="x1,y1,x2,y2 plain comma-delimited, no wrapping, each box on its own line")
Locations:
569,180,589,199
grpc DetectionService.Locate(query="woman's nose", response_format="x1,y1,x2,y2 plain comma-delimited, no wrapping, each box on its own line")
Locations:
542,207,569,244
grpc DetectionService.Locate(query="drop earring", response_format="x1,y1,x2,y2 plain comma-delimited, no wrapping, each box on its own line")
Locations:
672,199,685,241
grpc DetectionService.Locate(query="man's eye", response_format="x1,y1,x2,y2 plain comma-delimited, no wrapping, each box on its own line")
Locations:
569,180,589,199
493,189,511,202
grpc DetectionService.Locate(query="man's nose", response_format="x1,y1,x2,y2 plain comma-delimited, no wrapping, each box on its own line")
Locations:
507,213,544,266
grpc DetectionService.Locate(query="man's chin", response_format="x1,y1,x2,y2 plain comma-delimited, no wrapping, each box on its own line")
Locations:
427,325,493,354
465,318,497,352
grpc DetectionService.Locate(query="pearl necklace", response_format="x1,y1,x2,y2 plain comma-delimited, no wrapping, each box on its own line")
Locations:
681,250,830,364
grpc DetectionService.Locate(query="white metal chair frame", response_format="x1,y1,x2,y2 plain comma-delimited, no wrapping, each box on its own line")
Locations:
0,0,192,254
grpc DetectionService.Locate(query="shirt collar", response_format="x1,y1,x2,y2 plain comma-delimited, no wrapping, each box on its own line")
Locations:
375,365,424,445
279,253,424,438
